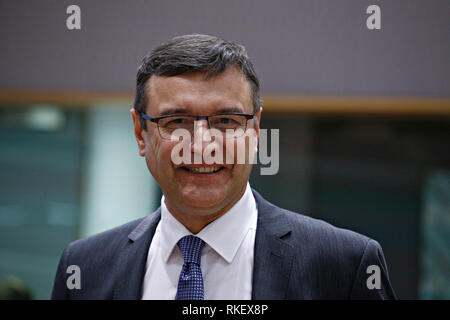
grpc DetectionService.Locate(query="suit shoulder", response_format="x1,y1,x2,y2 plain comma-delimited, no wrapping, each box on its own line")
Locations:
269,205,372,264
253,188,370,250
283,207,370,245
267,206,392,299
65,216,147,257
279,208,375,285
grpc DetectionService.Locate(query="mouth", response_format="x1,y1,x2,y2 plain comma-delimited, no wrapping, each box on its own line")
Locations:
181,166,225,174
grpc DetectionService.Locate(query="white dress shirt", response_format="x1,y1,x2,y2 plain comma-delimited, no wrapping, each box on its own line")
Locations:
141,182,258,300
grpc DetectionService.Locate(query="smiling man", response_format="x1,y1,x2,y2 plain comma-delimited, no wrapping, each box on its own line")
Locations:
52,34,396,300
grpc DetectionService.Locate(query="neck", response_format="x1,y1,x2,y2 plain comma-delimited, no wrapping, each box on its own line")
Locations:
164,186,247,234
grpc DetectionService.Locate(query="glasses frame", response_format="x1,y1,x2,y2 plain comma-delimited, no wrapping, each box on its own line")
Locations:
141,112,255,140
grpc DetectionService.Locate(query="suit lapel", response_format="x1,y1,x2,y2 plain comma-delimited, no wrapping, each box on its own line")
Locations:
113,208,161,300
251,189,294,299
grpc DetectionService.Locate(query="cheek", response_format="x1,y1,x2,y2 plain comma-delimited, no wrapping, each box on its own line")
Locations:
143,133,174,173
224,134,257,165
224,140,254,177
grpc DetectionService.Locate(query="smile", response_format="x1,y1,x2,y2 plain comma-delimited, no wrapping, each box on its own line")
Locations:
182,166,224,174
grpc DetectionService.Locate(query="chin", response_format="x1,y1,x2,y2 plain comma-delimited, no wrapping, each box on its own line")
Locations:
181,185,227,209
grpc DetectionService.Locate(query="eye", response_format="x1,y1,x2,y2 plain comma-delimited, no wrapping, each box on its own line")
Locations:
210,115,245,129
164,117,190,126
170,118,186,124
218,117,233,124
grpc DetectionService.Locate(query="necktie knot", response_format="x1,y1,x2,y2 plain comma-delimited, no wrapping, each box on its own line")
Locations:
177,235,204,265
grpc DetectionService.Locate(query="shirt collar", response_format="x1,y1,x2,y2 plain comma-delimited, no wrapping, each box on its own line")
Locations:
160,182,257,264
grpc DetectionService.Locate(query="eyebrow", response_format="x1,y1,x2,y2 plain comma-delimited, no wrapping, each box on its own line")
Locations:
157,107,189,117
157,105,246,117
215,106,245,114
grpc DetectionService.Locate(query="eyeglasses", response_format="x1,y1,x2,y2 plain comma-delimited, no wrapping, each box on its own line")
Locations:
141,112,255,140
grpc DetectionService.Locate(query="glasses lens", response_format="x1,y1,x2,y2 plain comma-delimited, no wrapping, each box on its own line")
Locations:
209,115,248,139
158,116,195,139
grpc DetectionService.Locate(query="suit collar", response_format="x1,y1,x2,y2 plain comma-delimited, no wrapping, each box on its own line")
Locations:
251,188,295,299
128,208,161,242
113,208,161,299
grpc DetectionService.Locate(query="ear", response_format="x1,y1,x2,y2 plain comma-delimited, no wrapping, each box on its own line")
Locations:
131,108,146,157
255,107,262,131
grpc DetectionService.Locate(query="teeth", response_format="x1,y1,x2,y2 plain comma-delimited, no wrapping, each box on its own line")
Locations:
185,166,222,173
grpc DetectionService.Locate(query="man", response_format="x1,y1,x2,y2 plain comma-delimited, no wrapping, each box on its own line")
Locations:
52,34,396,299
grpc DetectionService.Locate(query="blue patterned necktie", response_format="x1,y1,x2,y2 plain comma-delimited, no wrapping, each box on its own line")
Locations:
175,235,205,300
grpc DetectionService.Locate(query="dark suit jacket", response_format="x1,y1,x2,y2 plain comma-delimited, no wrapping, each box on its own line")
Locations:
51,189,396,299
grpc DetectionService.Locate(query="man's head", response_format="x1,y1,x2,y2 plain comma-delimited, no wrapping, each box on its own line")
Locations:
131,34,262,223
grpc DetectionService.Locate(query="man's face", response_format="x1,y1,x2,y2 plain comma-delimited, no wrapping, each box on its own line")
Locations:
132,67,261,217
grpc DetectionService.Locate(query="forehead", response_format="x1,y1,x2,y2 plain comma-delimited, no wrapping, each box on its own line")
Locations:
146,67,252,114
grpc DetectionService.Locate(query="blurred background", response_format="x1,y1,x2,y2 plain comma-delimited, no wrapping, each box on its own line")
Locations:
0,0,449,299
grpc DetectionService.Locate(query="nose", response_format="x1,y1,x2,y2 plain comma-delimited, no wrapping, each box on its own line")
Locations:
192,119,209,141
191,119,212,156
